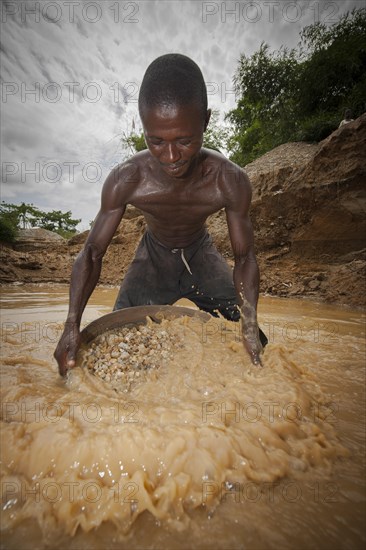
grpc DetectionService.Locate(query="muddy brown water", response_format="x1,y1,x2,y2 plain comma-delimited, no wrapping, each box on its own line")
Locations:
0,285,365,550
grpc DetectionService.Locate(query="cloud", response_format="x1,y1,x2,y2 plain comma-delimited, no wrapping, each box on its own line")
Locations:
1,0,362,230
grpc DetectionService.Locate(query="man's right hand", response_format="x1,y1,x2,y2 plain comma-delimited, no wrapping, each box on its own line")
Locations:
54,322,81,376
242,321,263,367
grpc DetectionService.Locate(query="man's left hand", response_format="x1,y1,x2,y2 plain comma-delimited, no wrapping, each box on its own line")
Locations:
242,323,263,367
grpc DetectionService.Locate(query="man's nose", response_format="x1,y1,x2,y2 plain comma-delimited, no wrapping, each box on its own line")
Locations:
162,143,180,164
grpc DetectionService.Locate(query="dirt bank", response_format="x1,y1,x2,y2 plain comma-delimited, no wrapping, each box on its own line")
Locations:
1,115,365,308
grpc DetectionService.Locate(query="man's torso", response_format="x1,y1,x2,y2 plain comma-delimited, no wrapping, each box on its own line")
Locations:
116,149,241,248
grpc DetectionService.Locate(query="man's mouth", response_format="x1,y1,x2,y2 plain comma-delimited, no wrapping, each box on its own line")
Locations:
161,161,187,174
162,161,186,169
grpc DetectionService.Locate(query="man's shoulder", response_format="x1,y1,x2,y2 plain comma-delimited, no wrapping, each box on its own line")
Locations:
202,148,249,191
112,151,151,183
202,148,246,176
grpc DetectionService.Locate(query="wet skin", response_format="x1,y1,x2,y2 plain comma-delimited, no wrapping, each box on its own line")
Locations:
54,103,263,375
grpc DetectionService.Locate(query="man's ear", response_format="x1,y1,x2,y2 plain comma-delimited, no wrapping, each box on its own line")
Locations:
204,109,212,131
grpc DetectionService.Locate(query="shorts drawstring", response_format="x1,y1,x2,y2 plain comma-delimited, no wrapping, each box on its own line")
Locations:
171,248,193,275
180,248,193,275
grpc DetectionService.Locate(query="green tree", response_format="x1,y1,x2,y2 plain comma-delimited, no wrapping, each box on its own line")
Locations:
226,7,366,165
123,132,147,154
0,216,17,242
226,43,300,165
0,202,42,229
39,210,81,237
202,110,229,153
0,202,81,240
294,8,366,140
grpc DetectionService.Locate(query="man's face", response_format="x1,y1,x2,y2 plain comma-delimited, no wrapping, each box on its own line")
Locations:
142,103,210,178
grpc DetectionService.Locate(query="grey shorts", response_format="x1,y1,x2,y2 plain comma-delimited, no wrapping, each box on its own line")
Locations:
113,228,241,321
114,229,268,347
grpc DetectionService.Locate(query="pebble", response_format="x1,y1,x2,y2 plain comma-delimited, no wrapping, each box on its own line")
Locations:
80,323,183,392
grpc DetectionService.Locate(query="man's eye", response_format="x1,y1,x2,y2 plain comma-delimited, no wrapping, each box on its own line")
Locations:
179,140,191,146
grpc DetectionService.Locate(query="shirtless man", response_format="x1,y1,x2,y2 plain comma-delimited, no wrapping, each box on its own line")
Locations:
54,53,267,376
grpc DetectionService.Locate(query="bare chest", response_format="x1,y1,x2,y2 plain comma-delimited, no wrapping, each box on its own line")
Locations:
129,178,224,221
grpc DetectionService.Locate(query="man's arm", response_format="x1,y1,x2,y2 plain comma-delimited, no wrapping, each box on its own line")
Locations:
54,163,133,376
224,168,263,366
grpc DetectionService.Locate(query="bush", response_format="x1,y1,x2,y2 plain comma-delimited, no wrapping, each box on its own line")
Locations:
0,216,17,243
294,115,339,142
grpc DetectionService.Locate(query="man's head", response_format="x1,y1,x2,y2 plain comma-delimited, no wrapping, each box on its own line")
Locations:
139,53,208,121
139,54,211,178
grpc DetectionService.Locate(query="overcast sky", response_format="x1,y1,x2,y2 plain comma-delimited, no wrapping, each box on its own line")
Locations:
1,0,363,230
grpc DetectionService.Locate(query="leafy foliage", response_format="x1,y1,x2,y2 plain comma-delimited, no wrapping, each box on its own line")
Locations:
0,216,17,243
38,210,80,235
202,110,229,153
123,133,147,154
0,202,81,242
297,8,366,119
226,8,366,166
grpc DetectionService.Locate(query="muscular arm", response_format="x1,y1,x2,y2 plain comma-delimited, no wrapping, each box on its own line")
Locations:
54,163,134,375
224,168,262,365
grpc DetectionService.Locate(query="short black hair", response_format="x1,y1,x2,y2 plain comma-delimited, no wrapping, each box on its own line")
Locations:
139,53,207,119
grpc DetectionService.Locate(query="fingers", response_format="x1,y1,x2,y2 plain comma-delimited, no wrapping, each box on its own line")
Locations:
55,349,69,377
54,343,77,377
56,352,68,377
251,352,263,368
59,362,68,377
243,337,264,368
57,354,76,377
54,326,81,377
